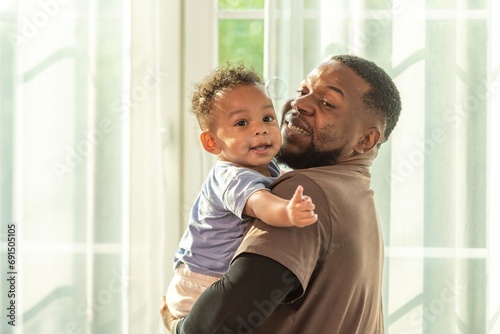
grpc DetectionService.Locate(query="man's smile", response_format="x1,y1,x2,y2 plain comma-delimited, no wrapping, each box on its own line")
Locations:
283,111,311,136
286,122,310,135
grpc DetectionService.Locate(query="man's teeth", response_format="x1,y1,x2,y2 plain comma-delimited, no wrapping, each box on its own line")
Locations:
288,123,309,135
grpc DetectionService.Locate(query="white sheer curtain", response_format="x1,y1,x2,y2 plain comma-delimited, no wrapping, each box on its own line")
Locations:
0,0,181,333
128,0,184,332
2,0,499,333
264,0,500,333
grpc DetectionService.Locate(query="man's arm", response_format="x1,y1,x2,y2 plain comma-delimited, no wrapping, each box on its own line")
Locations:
170,253,299,333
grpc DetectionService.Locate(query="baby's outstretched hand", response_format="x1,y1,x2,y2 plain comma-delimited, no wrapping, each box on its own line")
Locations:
286,185,318,227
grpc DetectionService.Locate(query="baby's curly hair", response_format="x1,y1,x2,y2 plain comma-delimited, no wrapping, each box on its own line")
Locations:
191,61,264,129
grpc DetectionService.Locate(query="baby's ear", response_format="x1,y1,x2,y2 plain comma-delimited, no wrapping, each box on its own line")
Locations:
200,131,221,155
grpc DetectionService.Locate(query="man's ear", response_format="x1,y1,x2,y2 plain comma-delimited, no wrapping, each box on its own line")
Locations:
200,130,221,155
354,127,381,154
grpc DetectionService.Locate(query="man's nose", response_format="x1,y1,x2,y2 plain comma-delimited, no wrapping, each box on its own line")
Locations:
291,96,314,116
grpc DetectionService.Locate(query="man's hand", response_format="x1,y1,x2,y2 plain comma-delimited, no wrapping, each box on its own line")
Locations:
160,296,178,333
286,185,317,227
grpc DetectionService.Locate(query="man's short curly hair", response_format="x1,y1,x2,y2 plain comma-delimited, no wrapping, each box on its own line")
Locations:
331,55,402,143
191,61,263,129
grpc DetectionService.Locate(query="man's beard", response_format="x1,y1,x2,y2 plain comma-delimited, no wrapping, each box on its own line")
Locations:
275,141,343,170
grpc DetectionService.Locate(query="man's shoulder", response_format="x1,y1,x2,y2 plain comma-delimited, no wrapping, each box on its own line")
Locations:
269,169,328,201
273,167,336,186
275,165,365,185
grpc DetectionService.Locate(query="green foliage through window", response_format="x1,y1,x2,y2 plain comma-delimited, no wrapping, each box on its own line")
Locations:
219,0,264,9
218,19,264,77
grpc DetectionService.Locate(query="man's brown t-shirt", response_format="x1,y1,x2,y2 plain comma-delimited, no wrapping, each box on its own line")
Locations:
234,161,384,333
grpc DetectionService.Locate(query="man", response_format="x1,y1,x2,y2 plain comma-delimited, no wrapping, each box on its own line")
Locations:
161,54,402,333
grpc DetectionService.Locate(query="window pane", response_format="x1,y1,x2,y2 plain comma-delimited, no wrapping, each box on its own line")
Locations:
218,19,264,77
304,0,321,10
219,0,264,10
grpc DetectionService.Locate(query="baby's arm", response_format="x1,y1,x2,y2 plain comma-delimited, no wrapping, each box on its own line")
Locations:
243,185,317,227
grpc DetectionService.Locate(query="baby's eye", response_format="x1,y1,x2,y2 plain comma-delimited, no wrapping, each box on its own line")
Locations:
263,115,275,122
235,120,249,126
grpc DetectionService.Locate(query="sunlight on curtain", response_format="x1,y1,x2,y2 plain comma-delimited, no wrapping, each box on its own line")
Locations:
265,0,499,333
0,0,178,333
1,0,130,332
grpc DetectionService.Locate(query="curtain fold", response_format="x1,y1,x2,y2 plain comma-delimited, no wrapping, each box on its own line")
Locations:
129,0,182,332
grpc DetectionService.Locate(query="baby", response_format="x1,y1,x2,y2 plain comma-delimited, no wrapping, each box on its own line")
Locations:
166,62,317,319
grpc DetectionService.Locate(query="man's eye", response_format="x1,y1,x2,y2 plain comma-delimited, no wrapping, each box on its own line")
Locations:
321,99,334,108
296,89,306,96
235,120,248,126
263,115,275,122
